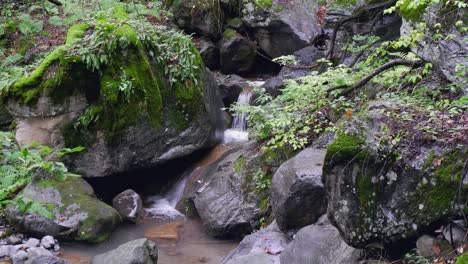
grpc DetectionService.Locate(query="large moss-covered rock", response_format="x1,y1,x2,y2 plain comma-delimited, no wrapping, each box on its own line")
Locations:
6,16,225,177
6,175,121,243
323,101,468,248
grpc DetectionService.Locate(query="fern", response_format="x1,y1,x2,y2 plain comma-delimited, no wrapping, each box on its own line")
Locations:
0,54,23,69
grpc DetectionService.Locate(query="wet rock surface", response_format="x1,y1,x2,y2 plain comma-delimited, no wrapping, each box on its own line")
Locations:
112,189,144,223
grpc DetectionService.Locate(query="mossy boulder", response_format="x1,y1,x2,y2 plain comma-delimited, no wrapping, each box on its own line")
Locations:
5,174,121,243
6,16,225,177
322,101,468,248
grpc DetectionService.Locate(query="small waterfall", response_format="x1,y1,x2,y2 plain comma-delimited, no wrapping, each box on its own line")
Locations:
223,85,260,144
231,88,253,131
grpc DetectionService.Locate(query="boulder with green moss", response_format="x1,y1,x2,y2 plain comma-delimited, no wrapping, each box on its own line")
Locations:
5,174,121,243
322,101,468,248
6,12,225,177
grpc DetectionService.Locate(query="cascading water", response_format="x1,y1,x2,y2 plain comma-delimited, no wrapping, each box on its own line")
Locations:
231,88,253,131
223,81,263,144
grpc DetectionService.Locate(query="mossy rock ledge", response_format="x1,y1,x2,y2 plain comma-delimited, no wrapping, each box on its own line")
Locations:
5,174,121,243
322,101,468,248
6,21,225,177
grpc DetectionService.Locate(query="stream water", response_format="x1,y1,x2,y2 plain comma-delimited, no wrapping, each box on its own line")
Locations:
61,83,261,263
61,145,239,264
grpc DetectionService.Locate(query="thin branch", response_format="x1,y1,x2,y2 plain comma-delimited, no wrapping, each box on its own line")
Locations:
47,0,63,6
327,59,424,96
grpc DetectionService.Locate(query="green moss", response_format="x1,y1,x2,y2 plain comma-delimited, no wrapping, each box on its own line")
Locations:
254,0,273,8
65,23,89,46
234,155,246,174
114,24,140,46
223,28,238,39
227,18,243,28
415,148,467,219
456,253,468,264
13,47,66,92
325,133,366,165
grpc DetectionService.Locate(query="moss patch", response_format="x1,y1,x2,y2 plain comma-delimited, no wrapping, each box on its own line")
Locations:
325,133,366,166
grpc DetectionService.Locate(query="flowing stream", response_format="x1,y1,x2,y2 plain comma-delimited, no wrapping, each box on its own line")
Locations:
61,145,238,264
61,87,259,264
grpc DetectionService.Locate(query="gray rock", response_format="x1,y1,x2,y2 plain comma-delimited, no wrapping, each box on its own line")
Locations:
7,234,24,245
198,37,220,70
279,224,361,264
40,236,55,249
91,238,157,264
26,256,68,264
6,174,121,243
25,238,40,248
12,250,28,264
172,0,224,38
242,0,321,58
323,101,468,247
271,147,328,232
112,189,143,223
220,31,257,74
222,221,291,264
0,245,18,258
53,245,60,252
277,46,325,80
192,143,277,237
216,74,248,108
27,246,53,258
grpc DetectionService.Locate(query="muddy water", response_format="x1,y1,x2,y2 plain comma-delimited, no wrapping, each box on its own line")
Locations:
61,145,239,264
61,218,238,264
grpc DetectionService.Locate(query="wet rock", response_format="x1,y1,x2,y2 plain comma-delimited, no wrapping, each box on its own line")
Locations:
197,37,220,70
91,238,157,264
242,0,321,58
440,220,467,246
260,77,285,98
215,74,248,107
112,189,143,223
144,197,185,222
6,172,121,243
40,236,55,250
192,142,288,237
271,147,328,232
220,30,257,74
222,221,290,264
323,102,468,247
172,0,224,38
280,222,361,264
